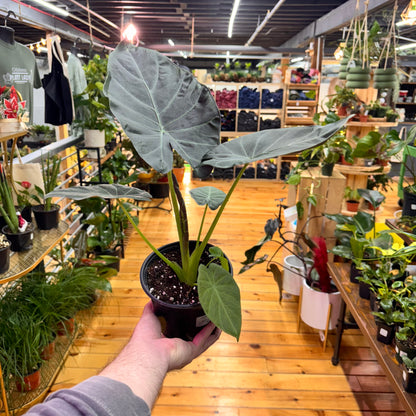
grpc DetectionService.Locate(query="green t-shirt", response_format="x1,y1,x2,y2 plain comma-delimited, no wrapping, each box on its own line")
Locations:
0,39,41,123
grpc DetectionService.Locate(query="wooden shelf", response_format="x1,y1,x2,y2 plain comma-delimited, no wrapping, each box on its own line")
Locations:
287,83,320,89
0,129,28,144
334,163,391,176
286,100,317,106
285,117,315,125
328,263,416,416
346,121,398,128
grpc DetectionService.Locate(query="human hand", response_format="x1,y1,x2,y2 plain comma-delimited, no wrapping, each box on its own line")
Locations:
134,302,221,371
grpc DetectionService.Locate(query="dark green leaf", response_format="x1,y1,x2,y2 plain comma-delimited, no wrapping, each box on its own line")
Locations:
198,263,241,340
46,184,152,201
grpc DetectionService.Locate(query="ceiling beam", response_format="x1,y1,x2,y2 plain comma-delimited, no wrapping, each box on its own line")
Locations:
281,0,395,48
0,0,111,49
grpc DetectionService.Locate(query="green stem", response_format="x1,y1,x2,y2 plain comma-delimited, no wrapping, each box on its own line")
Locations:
167,171,189,273
189,164,248,273
0,205,17,234
196,205,208,246
118,201,184,279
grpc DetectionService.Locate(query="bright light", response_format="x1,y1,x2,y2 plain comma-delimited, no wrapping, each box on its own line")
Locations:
31,0,69,17
122,23,138,43
396,42,416,50
397,18,416,26
401,1,416,24
168,39,175,46
228,0,241,38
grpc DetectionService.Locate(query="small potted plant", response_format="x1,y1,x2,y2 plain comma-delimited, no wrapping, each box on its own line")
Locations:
402,356,416,393
32,155,61,230
344,186,360,212
325,85,359,117
0,85,27,133
48,43,350,341
0,168,34,251
172,150,186,183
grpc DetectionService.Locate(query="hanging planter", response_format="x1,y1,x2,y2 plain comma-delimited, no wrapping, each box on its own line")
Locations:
346,66,371,89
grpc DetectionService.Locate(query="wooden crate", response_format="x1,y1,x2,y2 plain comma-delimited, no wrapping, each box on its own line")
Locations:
295,167,346,241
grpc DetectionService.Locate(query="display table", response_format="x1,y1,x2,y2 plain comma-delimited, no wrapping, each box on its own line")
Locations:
328,262,416,416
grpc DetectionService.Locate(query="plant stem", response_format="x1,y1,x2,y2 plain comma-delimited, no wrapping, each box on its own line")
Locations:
196,205,208,245
118,201,184,279
189,164,248,274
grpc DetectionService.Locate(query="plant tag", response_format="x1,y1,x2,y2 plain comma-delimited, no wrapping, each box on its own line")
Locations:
379,328,388,337
30,233,34,240
282,292,292,299
411,204,416,210
403,370,407,381
196,315,210,328
400,350,408,358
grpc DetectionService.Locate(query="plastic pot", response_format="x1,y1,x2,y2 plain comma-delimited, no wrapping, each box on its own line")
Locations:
375,319,395,344
349,262,361,284
283,255,307,296
346,200,359,212
359,280,371,300
2,223,34,252
321,163,334,176
32,204,60,230
0,243,10,274
20,205,32,223
149,182,170,199
140,241,233,340
395,336,416,364
402,187,416,217
402,366,416,393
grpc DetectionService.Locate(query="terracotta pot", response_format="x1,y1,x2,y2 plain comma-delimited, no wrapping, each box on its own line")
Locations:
40,338,56,360
337,106,348,117
359,114,368,122
15,366,41,392
57,317,75,336
140,241,233,340
346,200,359,212
172,167,185,183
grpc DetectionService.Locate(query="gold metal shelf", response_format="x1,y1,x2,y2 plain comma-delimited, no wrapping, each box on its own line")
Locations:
0,222,69,285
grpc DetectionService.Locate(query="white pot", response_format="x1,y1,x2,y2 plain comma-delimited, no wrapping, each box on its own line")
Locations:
300,279,342,330
283,255,306,296
84,129,105,148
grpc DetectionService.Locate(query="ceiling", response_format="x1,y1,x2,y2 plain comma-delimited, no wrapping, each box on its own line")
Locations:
1,0,415,63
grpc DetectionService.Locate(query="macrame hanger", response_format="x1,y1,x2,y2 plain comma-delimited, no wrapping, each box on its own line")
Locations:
377,0,398,69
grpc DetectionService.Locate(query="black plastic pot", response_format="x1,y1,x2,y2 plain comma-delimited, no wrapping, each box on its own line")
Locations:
321,163,334,176
349,262,361,284
20,205,32,223
0,243,10,274
149,182,170,199
402,366,416,393
359,281,371,300
2,223,34,252
402,187,416,217
32,204,60,230
140,241,233,341
395,336,416,364
375,319,395,344
93,245,122,271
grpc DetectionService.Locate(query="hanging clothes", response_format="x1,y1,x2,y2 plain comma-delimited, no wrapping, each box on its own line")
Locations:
42,38,74,125
67,53,87,96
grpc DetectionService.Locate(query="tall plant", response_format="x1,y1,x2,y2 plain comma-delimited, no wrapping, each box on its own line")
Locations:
0,168,19,233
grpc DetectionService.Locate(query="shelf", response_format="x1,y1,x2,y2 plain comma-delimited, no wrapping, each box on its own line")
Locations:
220,131,253,137
0,222,69,285
0,129,28,144
395,102,416,105
285,117,315,125
286,100,317,106
334,163,391,176
287,83,319,89
346,121,398,128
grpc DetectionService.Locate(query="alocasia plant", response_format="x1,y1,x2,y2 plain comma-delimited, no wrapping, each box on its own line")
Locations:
48,42,350,340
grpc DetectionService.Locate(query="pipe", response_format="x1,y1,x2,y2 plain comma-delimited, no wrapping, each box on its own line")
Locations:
65,0,119,30
244,0,287,46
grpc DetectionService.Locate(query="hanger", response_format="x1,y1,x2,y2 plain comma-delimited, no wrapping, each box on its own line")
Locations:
0,11,16,44
70,37,81,56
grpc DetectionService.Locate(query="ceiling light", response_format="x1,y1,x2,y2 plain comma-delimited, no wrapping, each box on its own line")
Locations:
168,39,175,46
122,23,138,44
31,0,69,17
401,0,416,24
228,0,241,38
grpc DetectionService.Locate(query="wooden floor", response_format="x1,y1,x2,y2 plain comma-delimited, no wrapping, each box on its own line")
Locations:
51,172,408,416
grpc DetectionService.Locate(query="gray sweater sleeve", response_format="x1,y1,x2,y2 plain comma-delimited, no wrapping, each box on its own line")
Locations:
25,376,151,416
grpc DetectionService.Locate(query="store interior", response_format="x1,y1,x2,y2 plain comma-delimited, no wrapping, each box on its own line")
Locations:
2,0,416,415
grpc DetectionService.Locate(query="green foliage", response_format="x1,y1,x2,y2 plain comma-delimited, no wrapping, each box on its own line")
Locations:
48,44,350,340
0,168,19,233
344,186,360,202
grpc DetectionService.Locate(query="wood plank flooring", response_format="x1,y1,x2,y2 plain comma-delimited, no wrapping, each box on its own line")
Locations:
51,173,408,416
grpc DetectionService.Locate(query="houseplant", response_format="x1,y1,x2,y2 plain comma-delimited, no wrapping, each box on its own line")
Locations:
31,154,61,230
173,150,186,183
0,168,34,251
48,42,350,341
344,186,360,212
325,85,359,116
0,85,27,133
73,54,118,148
402,356,416,393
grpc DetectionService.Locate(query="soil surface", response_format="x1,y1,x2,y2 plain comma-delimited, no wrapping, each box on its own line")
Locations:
145,248,215,305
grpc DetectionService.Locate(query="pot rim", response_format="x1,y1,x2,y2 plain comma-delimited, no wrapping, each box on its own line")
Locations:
2,222,34,235
32,203,60,213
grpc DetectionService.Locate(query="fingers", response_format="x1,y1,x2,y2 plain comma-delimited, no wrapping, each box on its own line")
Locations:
192,322,221,356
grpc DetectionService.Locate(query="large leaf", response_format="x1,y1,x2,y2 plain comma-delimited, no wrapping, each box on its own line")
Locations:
189,187,226,210
201,116,351,168
46,184,152,201
198,263,242,340
104,43,221,173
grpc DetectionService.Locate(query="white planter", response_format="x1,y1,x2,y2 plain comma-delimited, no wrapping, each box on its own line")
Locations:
300,279,342,330
283,255,306,296
84,129,105,148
